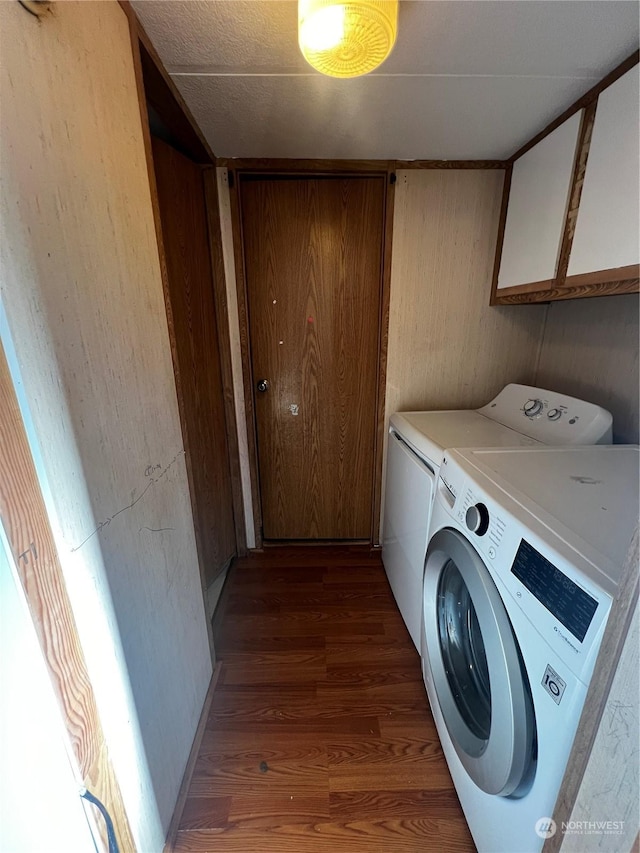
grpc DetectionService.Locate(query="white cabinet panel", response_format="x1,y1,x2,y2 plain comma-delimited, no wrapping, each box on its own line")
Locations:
497,111,582,289
568,67,640,276
382,432,435,652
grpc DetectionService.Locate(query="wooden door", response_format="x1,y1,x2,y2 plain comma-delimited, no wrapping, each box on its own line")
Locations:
240,176,385,540
152,137,236,582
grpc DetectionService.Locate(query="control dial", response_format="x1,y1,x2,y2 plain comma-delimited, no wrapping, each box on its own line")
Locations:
524,398,544,417
466,502,490,537
547,408,562,421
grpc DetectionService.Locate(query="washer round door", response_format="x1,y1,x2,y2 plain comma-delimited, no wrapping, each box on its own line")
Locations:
423,528,536,797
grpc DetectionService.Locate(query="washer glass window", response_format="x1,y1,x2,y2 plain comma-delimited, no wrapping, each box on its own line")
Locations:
438,559,491,740
423,527,537,797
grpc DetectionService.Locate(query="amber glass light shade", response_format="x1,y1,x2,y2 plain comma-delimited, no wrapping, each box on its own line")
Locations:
298,0,398,78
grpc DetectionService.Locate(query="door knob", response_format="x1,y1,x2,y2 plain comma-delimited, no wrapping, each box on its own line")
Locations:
256,379,270,393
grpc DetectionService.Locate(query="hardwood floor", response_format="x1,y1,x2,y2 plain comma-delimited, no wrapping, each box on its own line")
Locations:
173,547,475,852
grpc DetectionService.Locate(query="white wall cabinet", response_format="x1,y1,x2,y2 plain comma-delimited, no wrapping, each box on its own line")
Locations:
496,111,582,292
567,66,640,279
492,58,639,304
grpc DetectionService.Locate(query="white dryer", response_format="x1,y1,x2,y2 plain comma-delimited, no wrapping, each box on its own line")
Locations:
421,445,639,853
382,384,612,651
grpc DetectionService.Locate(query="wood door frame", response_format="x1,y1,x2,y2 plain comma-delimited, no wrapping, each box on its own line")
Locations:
229,166,395,548
0,342,135,852
123,2,247,571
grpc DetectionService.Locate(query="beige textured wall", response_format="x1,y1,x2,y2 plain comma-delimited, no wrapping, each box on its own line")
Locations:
561,595,639,853
385,170,547,417
0,2,211,848
380,169,547,538
536,294,639,444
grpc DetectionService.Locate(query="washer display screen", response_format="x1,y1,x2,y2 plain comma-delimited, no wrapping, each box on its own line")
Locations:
511,539,598,642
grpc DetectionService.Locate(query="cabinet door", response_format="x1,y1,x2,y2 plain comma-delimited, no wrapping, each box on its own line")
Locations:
567,66,640,280
496,111,582,292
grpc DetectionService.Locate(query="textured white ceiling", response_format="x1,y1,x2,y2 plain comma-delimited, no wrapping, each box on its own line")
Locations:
132,0,640,159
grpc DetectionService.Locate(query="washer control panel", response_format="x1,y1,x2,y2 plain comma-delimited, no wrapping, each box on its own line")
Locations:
478,383,612,444
523,398,544,418
439,451,611,682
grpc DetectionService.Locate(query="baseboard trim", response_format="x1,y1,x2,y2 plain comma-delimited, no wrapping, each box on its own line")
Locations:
163,664,222,852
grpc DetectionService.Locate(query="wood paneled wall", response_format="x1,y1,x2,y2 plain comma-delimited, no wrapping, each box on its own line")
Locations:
536,294,640,443
562,600,639,852
385,170,546,417
549,528,639,853
382,170,547,537
0,1,211,847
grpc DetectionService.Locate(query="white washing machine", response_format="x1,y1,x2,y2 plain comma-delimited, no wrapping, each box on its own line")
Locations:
382,384,612,651
421,445,639,853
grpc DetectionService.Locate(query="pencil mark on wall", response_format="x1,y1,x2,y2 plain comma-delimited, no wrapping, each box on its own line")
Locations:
71,451,185,552
570,476,602,485
139,526,175,534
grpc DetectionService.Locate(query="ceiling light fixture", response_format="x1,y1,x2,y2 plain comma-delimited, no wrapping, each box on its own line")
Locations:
298,0,398,78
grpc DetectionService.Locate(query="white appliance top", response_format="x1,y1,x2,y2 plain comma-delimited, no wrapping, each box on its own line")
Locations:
390,409,539,468
390,383,613,466
449,445,639,583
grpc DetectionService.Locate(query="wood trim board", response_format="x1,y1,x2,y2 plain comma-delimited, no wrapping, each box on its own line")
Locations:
227,172,265,549
218,158,508,172
561,265,640,289
554,103,598,286
0,343,135,853
218,158,394,173
489,163,513,305
494,278,556,299
394,160,507,170
371,170,396,545
493,277,640,304
203,168,247,556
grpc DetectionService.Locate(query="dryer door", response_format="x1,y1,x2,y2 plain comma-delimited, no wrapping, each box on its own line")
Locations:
423,528,536,797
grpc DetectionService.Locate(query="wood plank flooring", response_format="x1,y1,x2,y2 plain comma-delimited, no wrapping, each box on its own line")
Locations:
173,547,475,852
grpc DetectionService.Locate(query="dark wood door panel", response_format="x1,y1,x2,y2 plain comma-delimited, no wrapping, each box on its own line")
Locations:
152,136,236,581
241,177,385,540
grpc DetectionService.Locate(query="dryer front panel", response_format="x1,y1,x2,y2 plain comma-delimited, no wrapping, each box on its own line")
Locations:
382,430,436,651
